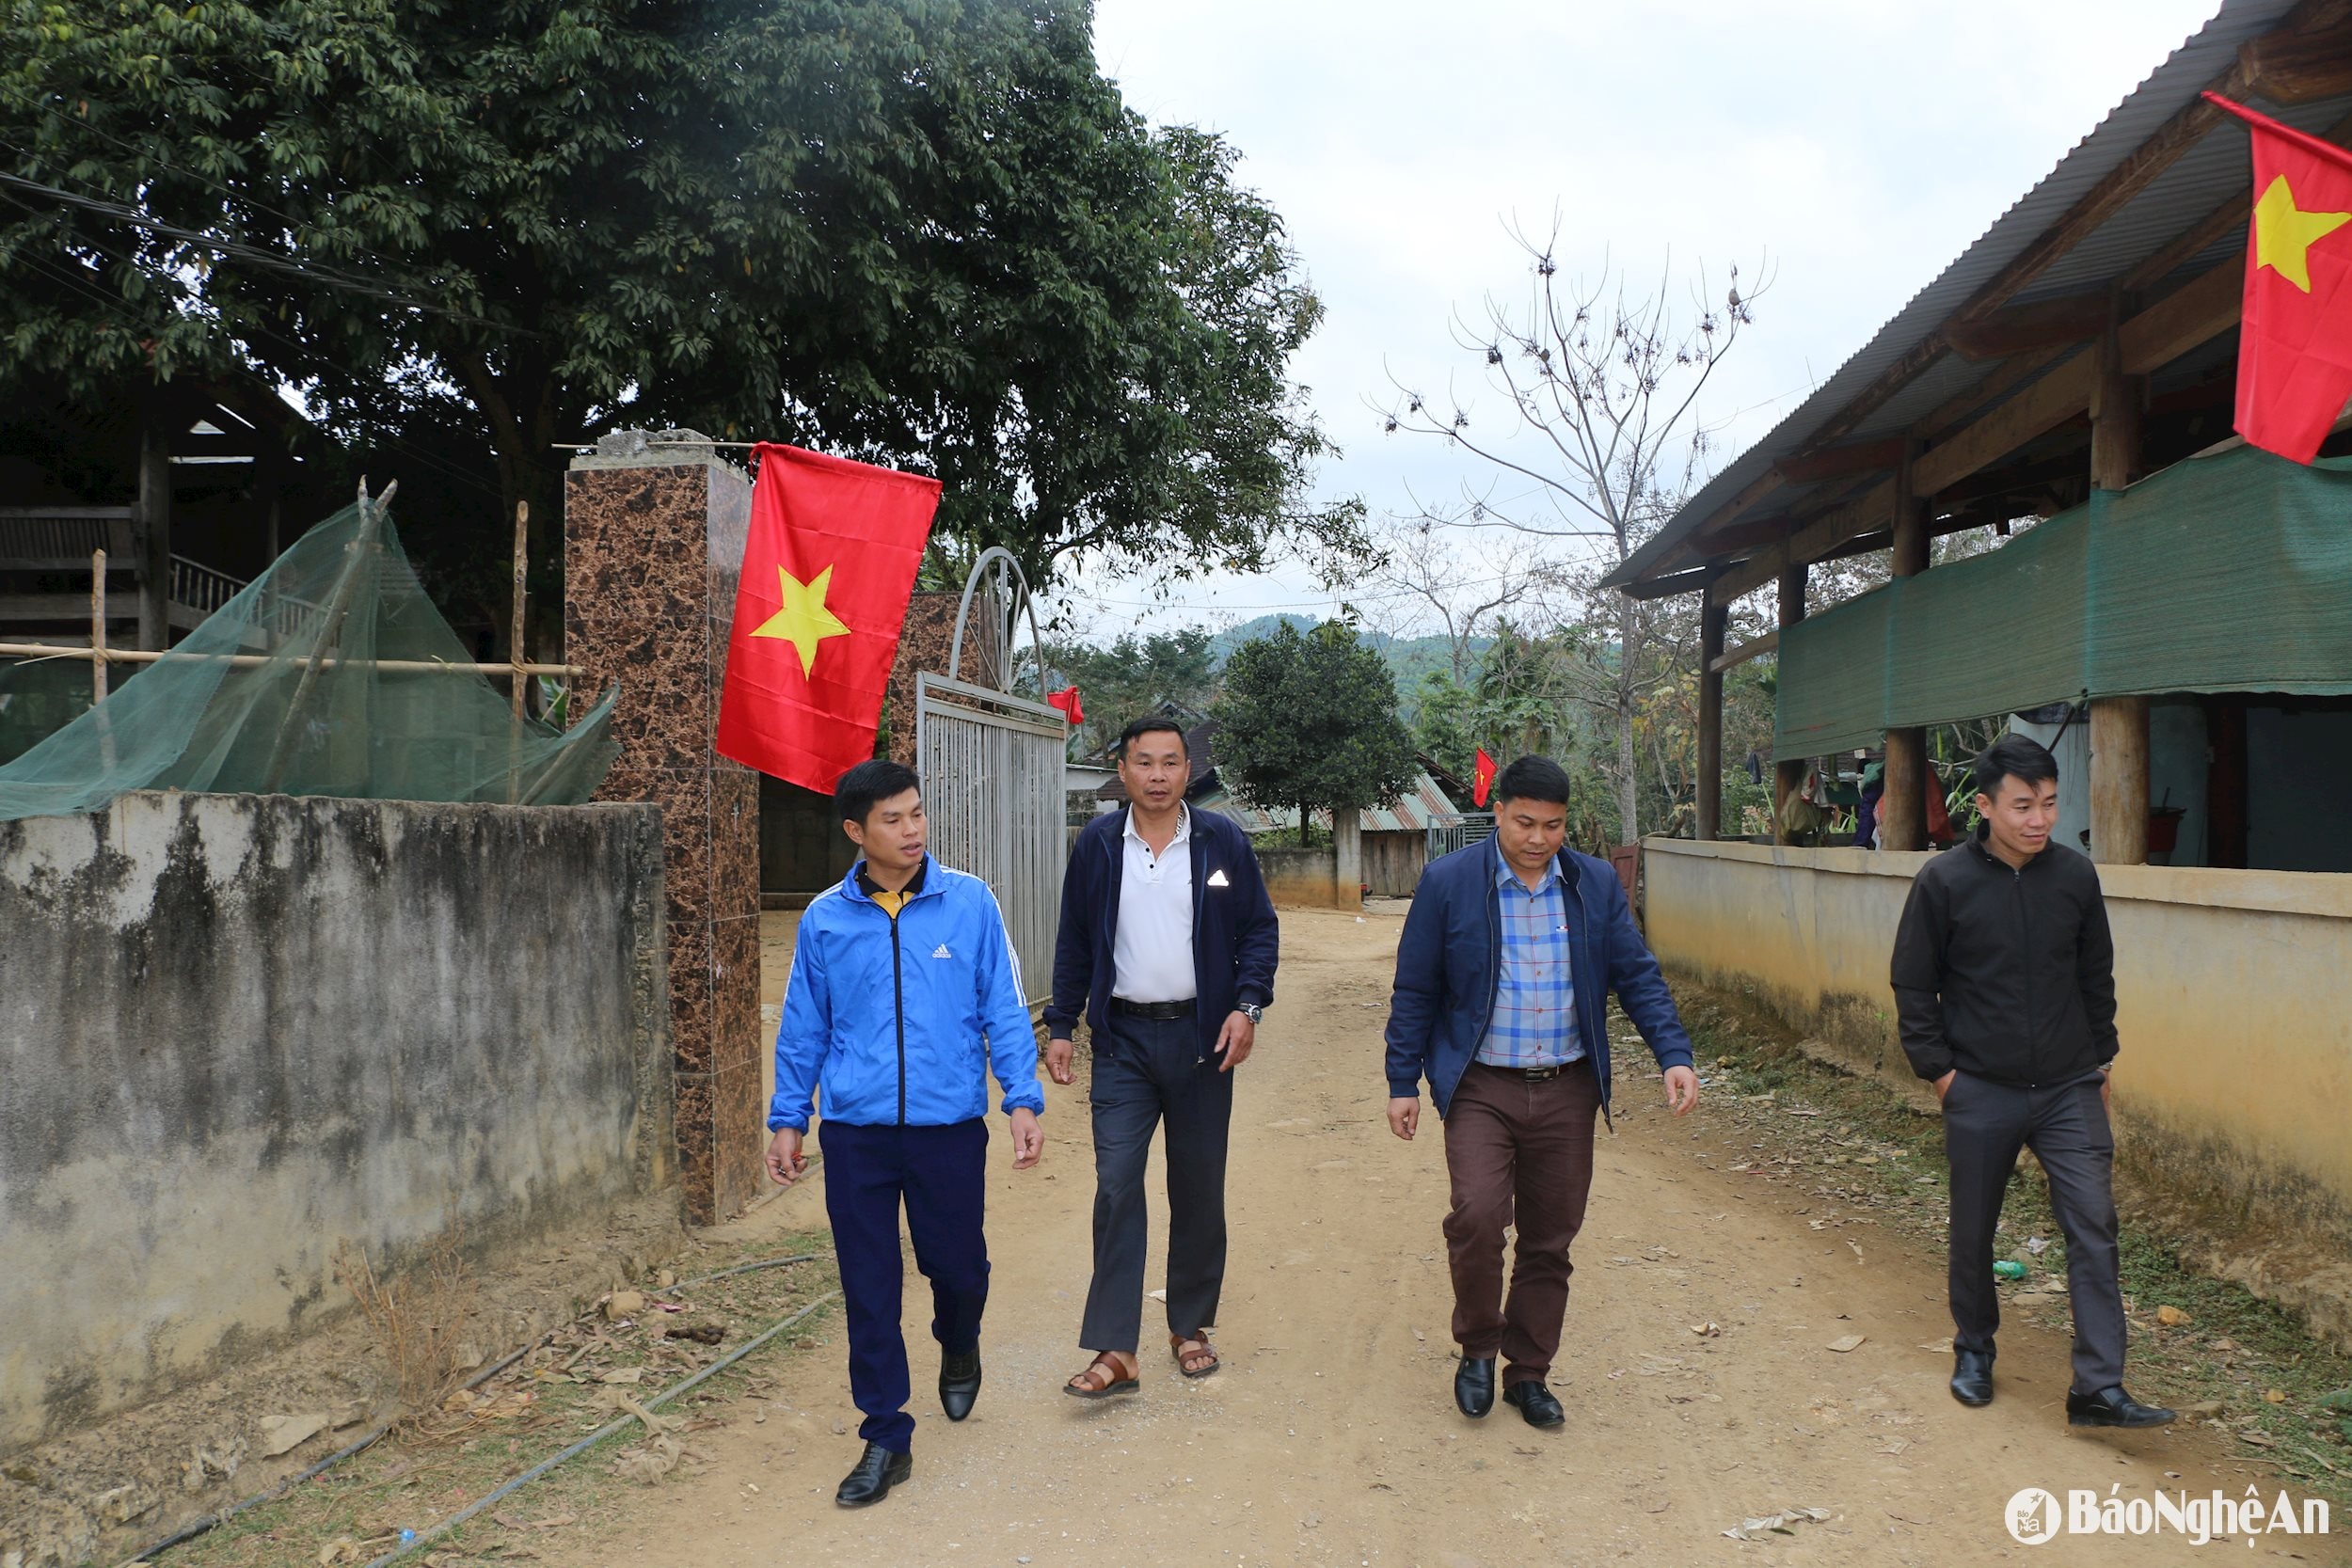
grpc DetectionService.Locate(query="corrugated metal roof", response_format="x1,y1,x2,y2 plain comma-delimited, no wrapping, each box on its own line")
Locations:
1212,770,1464,835
1617,0,2348,587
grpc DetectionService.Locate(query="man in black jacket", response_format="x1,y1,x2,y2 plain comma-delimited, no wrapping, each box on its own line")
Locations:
1045,716,1279,1399
1892,734,2171,1429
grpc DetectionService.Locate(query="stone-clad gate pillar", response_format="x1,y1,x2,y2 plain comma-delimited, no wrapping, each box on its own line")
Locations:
565,439,763,1224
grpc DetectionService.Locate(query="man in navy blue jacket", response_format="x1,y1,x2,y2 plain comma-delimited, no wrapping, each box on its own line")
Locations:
1384,754,1697,1430
1045,716,1279,1399
768,759,1045,1508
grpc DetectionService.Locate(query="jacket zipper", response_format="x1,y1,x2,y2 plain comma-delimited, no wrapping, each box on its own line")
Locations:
891,905,908,1126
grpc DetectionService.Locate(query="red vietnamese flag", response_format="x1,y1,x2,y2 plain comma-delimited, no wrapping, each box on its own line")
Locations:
715,443,939,792
1471,747,1496,808
1046,687,1084,726
2206,93,2352,463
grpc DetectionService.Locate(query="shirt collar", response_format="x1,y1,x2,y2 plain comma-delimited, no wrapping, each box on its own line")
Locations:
1492,837,1564,892
1123,802,1191,847
855,855,929,900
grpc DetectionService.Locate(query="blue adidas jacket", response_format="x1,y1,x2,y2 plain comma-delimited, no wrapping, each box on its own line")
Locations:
769,855,1046,1133
1384,841,1693,1123
1045,806,1279,1058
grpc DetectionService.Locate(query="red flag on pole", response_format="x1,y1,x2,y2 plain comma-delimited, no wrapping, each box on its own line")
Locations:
1046,687,1084,726
2205,92,2352,463
1472,747,1496,808
715,443,939,793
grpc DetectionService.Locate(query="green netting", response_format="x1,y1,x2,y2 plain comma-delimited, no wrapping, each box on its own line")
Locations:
0,494,619,821
1775,442,2352,758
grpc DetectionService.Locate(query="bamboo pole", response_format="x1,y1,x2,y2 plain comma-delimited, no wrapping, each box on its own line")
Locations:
0,642,582,676
510,500,529,722
507,500,529,802
89,548,107,708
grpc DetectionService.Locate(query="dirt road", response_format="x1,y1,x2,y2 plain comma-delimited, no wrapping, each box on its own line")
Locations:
550,907,2304,1567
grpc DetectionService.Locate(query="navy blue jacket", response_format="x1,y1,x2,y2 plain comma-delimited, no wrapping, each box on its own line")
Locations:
1046,806,1279,1057
1385,841,1693,1122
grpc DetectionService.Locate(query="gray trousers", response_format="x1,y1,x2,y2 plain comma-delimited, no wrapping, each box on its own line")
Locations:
1942,1069,2127,1393
1079,1008,1233,1353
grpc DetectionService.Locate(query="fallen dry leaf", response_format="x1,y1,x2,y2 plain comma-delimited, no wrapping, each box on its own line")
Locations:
1826,1334,1867,1354
2155,1305,2190,1327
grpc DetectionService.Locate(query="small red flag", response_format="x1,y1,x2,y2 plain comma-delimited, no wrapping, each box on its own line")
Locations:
2206,93,2352,463
715,443,939,793
1472,747,1496,808
1045,687,1084,726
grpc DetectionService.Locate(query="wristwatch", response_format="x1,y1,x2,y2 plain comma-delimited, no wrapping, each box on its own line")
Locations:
1240,1004,1264,1024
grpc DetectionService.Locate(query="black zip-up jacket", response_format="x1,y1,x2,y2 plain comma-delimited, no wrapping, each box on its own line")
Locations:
1889,828,2119,1086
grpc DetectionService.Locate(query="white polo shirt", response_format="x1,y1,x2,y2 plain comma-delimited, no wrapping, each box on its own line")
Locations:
1112,804,1197,1003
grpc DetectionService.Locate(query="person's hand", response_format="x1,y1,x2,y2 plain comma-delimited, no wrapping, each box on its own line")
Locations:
1009,1107,1043,1170
1663,1065,1700,1117
1387,1096,1421,1140
764,1126,807,1186
1934,1069,1957,1103
1045,1037,1075,1086
1215,1011,1256,1072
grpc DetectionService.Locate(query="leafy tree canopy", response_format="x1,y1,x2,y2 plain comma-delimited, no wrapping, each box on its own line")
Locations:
1213,618,1415,840
0,0,1363,606
1042,625,1218,755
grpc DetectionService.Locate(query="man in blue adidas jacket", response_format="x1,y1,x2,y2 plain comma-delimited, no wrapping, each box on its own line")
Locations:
1384,754,1697,1432
767,759,1045,1509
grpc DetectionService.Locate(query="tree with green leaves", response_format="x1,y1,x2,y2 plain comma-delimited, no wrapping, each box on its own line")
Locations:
0,0,1365,631
1213,619,1415,846
1042,626,1219,755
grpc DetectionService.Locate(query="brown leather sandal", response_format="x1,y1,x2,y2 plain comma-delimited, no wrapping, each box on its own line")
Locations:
1063,1350,1140,1400
1170,1331,1220,1379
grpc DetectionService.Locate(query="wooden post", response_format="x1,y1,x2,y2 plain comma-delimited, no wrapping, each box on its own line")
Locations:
1696,585,1726,841
1772,562,1808,844
2088,293,2150,865
89,549,108,707
1881,448,1930,851
135,426,171,652
510,500,530,723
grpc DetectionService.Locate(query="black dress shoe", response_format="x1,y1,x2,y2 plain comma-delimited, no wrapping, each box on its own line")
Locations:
2067,1385,2174,1429
940,1349,982,1422
834,1441,912,1507
1502,1379,1566,1429
1950,1348,1994,1407
1454,1355,1496,1418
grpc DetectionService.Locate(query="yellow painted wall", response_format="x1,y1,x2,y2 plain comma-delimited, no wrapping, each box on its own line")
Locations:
1643,837,2352,1252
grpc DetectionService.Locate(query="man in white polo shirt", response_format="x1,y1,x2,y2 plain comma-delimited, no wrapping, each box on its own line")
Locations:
1045,716,1279,1398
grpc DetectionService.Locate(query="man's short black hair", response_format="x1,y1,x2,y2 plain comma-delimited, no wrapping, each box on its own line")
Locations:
1974,734,2059,800
1117,715,1188,760
835,758,921,826
1494,753,1571,808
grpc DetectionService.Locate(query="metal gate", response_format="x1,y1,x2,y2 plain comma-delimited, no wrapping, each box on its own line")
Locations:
914,550,1067,1010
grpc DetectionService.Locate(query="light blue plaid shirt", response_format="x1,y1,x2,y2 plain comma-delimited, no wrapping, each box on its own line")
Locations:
1474,841,1583,1069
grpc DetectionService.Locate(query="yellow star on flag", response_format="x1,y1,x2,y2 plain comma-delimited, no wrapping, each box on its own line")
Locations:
750,562,850,676
2252,172,2351,293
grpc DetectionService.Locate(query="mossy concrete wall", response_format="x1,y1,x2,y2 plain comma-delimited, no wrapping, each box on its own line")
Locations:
1642,836,2352,1263
0,792,672,1455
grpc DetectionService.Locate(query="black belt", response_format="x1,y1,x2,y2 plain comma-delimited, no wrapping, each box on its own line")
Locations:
1110,997,1197,1020
1476,1060,1577,1081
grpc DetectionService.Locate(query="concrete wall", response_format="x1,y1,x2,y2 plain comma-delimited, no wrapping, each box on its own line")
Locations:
1256,845,1355,909
1643,836,2352,1259
0,792,672,1455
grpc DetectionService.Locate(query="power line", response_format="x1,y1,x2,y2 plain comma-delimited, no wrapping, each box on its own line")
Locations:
0,165,531,335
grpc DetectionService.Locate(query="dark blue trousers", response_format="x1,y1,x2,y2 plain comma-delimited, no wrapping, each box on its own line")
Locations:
818,1117,991,1452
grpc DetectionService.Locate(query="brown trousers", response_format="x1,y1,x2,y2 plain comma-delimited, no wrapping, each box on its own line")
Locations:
1441,1059,1601,1384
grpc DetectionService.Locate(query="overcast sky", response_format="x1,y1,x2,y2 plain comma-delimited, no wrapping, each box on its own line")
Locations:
1042,0,2224,644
